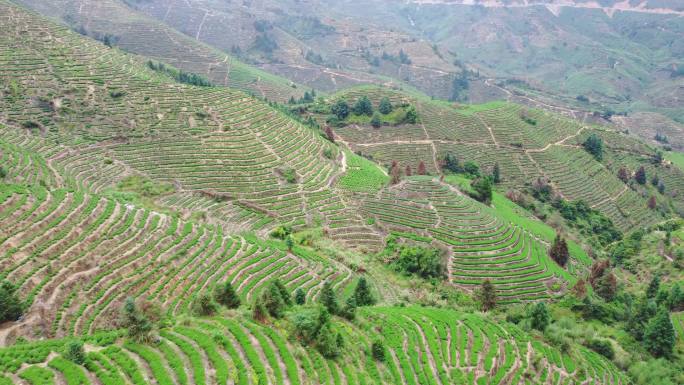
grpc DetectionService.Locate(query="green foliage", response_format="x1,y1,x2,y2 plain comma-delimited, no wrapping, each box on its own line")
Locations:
586,339,614,359
318,281,339,315
331,99,350,120
214,281,241,309
270,225,292,240
256,280,291,319
116,175,174,198
371,340,386,362
443,153,463,173
583,134,603,161
121,297,153,343
338,296,356,320
353,277,375,306
404,105,418,124
477,279,497,312
315,323,340,358
646,275,660,299
628,359,679,385
370,112,382,128
147,60,212,87
470,177,492,204
378,97,393,114
0,281,23,323
393,245,445,280
353,95,373,116
643,309,675,358
492,162,501,184
0,166,5,179
552,199,622,246
64,341,85,365
530,302,550,331
463,161,480,177
193,293,218,316
294,288,306,305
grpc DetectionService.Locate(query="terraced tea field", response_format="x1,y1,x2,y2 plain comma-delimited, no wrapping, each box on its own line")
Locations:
0,307,628,385
333,86,671,233
361,177,585,302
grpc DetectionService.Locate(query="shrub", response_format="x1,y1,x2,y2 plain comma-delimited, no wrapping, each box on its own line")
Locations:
121,297,153,343
371,340,386,362
463,161,480,177
193,293,218,316
477,279,497,312
294,288,306,305
370,112,382,128
404,105,418,124
270,225,292,240
634,166,647,185
587,339,615,359
470,177,493,204
64,341,86,365
549,233,570,267
214,281,241,309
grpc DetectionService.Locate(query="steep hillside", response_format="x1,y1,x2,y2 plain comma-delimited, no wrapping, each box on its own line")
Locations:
11,0,305,102
0,0,351,234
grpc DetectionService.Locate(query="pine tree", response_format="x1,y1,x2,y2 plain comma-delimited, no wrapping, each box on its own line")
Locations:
353,277,375,306
477,279,497,312
252,299,268,323
259,282,288,319
646,275,660,299
294,288,306,305
643,309,675,357
648,196,657,210
405,165,412,176
405,106,418,124
549,233,570,267
215,281,241,309
339,296,357,320
316,323,340,358
492,162,501,184
417,161,427,175
583,134,603,161
378,97,393,114
319,281,339,315
286,234,295,251
331,99,349,120
635,166,646,185
273,280,292,306
353,95,373,116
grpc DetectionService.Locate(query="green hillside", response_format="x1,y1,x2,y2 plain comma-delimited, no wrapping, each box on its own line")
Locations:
0,1,682,384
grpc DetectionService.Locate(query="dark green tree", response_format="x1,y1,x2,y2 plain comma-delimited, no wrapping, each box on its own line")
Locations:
443,153,463,173
65,341,86,365
294,288,306,305
371,340,386,362
492,163,501,184
353,96,373,116
404,106,418,124
0,166,6,179
273,280,292,306
122,297,153,343
319,281,339,315
315,323,340,358
0,281,23,323
477,279,497,312
353,277,375,306
339,296,357,320
463,161,480,177
214,281,241,309
583,134,603,161
331,99,350,120
643,309,675,357
646,275,660,299
378,97,393,114
530,302,550,331
258,281,290,319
